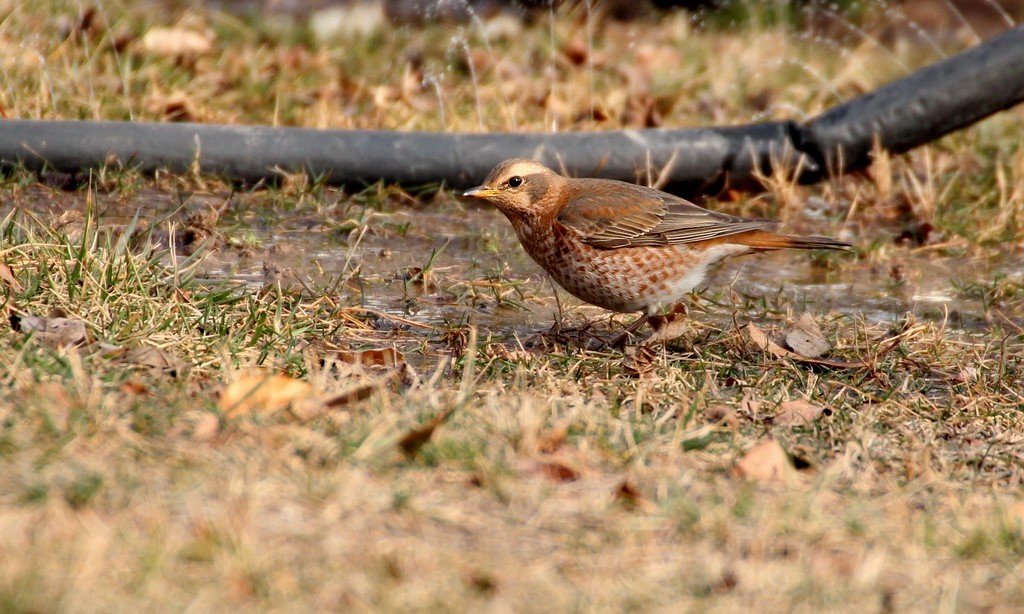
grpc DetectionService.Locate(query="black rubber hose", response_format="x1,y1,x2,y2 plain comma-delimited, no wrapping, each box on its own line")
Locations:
0,119,800,194
1,25,1022,194
800,24,1024,181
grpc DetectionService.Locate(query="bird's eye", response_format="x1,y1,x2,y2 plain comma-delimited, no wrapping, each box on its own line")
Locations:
507,176,523,188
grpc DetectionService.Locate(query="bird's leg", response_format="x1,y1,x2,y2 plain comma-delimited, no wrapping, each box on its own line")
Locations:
602,313,652,350
547,274,564,335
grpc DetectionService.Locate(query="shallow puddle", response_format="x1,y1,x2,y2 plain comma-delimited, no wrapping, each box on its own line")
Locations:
206,196,1024,337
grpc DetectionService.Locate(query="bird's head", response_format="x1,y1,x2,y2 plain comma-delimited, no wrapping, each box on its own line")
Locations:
462,159,561,218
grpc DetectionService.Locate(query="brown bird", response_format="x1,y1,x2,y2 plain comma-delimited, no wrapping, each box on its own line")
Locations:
463,159,850,343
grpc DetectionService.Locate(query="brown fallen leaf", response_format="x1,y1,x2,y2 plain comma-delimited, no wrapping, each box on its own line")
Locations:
714,569,739,594
614,480,647,509
320,364,415,410
530,459,581,483
147,93,197,123
747,321,791,359
11,314,88,347
336,347,403,368
0,263,22,292
398,407,455,458
120,381,149,395
322,383,377,408
734,439,795,484
622,344,657,377
747,321,873,369
773,399,825,426
219,373,318,419
643,305,689,345
118,346,190,377
784,313,831,358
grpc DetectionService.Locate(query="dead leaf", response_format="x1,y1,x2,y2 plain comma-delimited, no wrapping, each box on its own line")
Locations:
614,480,644,507
141,27,213,58
118,346,190,377
148,93,196,122
321,382,377,408
747,321,789,358
219,373,317,419
398,407,455,458
784,313,831,358
734,439,795,484
120,381,149,395
336,347,403,368
11,314,87,347
622,344,657,377
0,263,22,292
773,399,825,426
714,569,739,594
530,459,581,483
320,363,414,410
623,91,663,128
486,344,535,363
747,321,873,369
643,307,689,345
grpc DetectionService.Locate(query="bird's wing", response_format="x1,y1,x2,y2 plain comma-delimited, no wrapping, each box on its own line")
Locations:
557,180,774,249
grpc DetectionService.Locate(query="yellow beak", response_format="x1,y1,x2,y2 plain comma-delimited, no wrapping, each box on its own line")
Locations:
462,186,500,199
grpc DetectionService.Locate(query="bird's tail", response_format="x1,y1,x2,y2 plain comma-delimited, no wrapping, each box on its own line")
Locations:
734,230,853,252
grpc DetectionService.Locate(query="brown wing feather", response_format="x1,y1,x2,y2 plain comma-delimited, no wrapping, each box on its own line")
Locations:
555,180,665,248
556,179,775,249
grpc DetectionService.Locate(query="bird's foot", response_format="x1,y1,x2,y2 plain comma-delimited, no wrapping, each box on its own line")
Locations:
640,304,690,346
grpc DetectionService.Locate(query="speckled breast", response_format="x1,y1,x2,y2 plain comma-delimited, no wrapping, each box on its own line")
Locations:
512,221,710,314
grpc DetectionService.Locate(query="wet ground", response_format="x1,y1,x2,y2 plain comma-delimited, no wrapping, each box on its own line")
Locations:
191,192,1024,336
7,186,1023,338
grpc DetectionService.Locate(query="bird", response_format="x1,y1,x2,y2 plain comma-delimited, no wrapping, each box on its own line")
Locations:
462,158,851,344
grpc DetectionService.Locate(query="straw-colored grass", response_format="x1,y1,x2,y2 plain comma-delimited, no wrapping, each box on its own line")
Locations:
0,1,1023,611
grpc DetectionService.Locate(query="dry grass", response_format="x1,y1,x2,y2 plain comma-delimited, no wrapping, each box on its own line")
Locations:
0,1,1023,612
